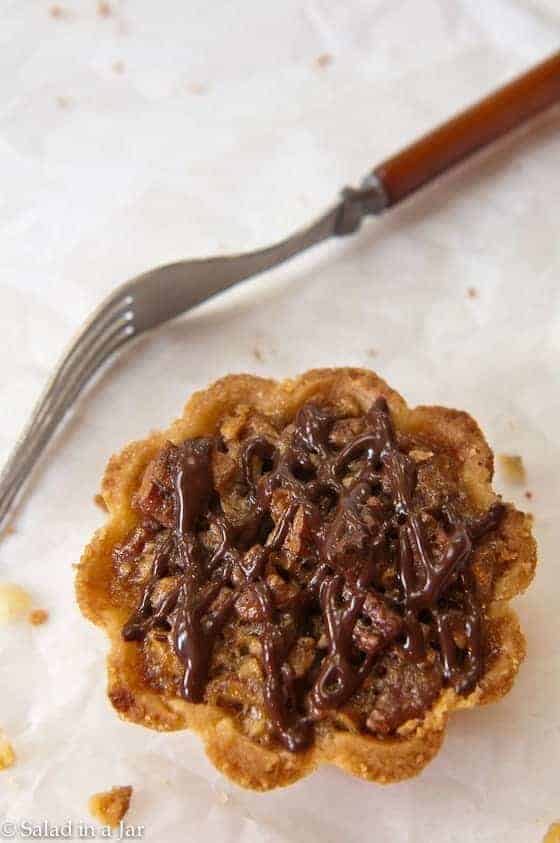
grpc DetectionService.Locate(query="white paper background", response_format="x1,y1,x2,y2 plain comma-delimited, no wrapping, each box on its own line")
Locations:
1,1,559,841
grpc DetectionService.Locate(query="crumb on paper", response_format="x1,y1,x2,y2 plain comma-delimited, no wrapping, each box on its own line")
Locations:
0,583,32,624
525,490,533,500
187,82,207,95
112,60,125,74
215,789,230,805
89,786,132,828
97,1,112,16
94,493,108,512
56,95,72,109
543,822,560,843
467,286,478,299
0,732,15,771
366,348,378,358
315,53,333,68
29,609,49,627
252,347,264,362
49,5,67,18
498,454,527,484
0,524,16,543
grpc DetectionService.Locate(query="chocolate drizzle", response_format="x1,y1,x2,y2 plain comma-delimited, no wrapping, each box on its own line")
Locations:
309,575,374,714
118,397,504,750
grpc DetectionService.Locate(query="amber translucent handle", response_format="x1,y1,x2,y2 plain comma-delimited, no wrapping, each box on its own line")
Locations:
373,51,560,206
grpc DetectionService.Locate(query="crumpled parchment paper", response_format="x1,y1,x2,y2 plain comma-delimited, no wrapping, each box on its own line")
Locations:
1,1,559,841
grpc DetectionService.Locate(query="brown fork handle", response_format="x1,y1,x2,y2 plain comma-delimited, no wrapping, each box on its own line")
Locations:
373,51,560,207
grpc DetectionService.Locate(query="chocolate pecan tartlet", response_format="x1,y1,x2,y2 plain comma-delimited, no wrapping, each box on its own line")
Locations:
76,369,536,790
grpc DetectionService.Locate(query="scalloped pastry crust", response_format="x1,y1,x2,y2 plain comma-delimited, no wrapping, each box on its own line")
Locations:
76,368,536,790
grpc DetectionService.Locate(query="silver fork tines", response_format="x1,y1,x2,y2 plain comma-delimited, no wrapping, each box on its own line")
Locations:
0,177,388,530
0,294,135,526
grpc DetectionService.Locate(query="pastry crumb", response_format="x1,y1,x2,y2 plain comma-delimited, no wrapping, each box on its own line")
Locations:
49,4,67,18
252,347,264,362
409,449,434,462
0,583,32,624
112,60,125,75
29,609,49,627
0,732,15,771
315,53,333,68
56,95,72,109
97,1,112,16
89,786,132,828
187,82,207,95
94,493,108,512
543,822,560,843
365,348,378,358
0,524,16,544
498,454,526,484
467,286,478,299
525,490,533,500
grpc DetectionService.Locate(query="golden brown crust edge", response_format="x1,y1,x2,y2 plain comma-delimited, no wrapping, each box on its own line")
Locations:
76,368,537,791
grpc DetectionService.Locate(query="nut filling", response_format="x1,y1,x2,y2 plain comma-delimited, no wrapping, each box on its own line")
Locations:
115,397,506,752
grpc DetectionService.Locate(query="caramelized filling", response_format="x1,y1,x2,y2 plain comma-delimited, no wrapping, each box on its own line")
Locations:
114,398,504,751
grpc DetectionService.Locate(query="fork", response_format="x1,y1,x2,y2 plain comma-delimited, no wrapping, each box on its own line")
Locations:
1,50,559,531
